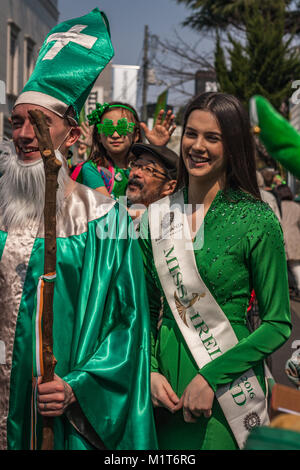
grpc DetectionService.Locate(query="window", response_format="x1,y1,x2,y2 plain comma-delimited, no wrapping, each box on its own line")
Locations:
7,20,20,96
24,36,35,84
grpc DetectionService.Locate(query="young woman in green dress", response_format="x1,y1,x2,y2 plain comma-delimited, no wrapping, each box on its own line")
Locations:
139,92,292,450
72,101,176,200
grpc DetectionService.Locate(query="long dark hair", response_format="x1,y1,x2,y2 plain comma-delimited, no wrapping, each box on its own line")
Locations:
177,92,261,199
89,101,142,167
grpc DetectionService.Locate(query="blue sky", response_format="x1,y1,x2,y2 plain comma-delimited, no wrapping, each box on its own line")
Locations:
58,0,207,65
57,0,214,109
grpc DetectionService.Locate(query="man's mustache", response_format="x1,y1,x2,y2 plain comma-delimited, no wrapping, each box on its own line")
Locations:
128,176,144,190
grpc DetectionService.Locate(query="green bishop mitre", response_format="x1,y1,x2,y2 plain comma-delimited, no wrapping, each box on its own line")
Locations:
14,8,114,123
250,95,300,179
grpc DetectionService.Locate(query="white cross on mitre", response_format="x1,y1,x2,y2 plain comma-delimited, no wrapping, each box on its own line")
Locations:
42,24,97,61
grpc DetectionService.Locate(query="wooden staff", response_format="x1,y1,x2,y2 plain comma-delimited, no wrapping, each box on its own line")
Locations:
29,109,62,450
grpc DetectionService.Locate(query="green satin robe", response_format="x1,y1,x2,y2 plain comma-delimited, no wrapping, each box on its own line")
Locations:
0,180,157,450
139,188,292,450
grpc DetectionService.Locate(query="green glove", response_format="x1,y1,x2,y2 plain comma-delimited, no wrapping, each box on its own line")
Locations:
250,95,300,179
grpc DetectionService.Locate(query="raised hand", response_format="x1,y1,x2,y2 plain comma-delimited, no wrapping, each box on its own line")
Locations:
141,109,176,146
78,121,93,148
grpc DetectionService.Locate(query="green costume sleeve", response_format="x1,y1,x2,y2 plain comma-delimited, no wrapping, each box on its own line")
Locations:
250,95,300,179
60,206,157,450
1,194,157,450
81,161,105,189
199,210,292,392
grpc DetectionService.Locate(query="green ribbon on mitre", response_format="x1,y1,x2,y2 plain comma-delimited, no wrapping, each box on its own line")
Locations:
14,8,114,123
249,95,300,179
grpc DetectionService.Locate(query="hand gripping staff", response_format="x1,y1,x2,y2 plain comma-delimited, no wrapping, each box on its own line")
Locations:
29,109,61,450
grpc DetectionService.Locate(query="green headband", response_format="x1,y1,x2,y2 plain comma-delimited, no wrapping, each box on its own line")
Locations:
97,118,135,136
87,102,137,126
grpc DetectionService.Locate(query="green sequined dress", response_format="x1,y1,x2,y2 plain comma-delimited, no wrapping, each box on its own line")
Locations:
139,188,292,450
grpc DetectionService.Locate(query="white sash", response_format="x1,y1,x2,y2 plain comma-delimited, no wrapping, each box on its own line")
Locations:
148,189,269,449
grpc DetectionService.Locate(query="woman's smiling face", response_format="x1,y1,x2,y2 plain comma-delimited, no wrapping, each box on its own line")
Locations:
181,109,226,184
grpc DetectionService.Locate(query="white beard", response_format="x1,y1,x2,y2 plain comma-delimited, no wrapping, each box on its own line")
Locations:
0,139,69,230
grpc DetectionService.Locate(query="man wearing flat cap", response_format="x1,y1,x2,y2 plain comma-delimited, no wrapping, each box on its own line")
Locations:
126,143,178,208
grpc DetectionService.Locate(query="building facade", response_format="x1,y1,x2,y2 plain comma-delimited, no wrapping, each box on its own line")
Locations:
0,0,59,138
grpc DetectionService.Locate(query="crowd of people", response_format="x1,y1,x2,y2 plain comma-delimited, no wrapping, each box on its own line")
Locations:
257,168,300,297
0,8,300,452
